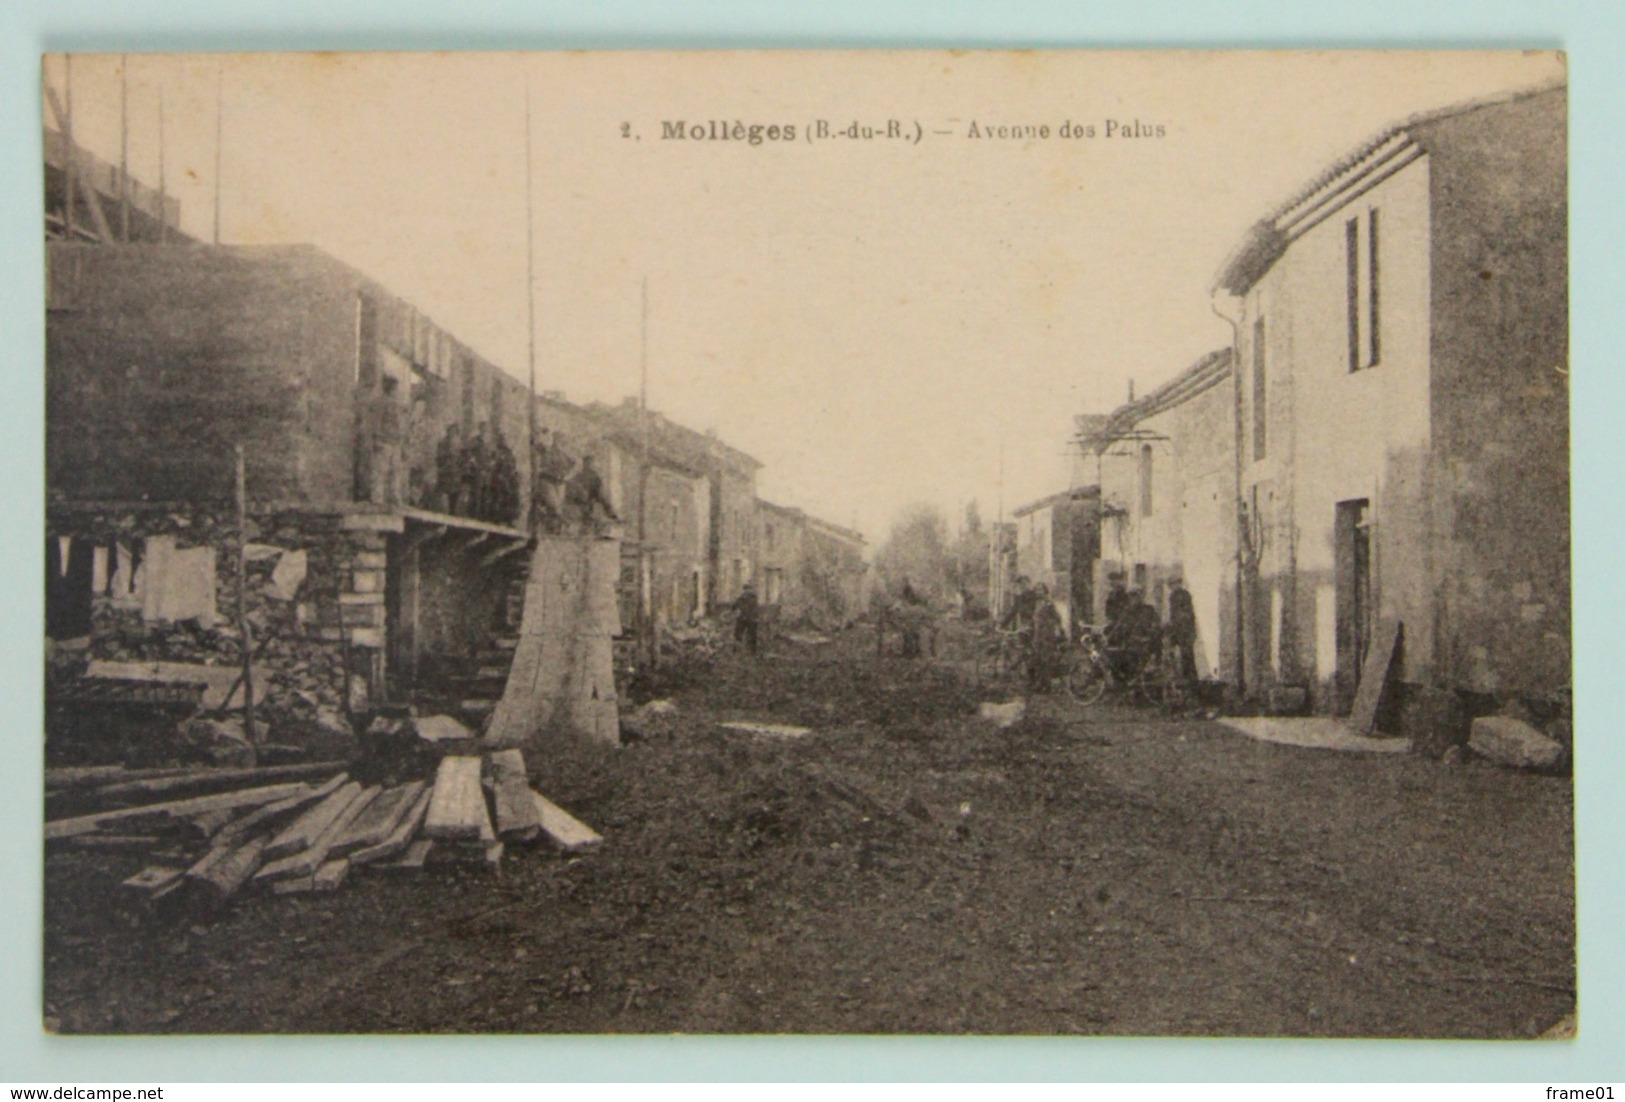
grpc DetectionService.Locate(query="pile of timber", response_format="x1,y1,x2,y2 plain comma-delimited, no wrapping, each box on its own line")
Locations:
46,750,602,912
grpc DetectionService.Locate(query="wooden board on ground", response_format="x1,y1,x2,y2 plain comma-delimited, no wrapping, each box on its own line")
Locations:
1348,619,1402,736
45,782,309,841
381,838,433,870
68,834,161,851
487,748,527,780
46,764,196,791
487,748,540,839
214,774,349,849
312,858,350,892
87,762,347,805
255,786,379,882
263,781,362,861
186,835,270,903
423,756,490,840
330,781,426,857
122,866,183,893
494,775,542,840
349,788,433,867
531,790,603,852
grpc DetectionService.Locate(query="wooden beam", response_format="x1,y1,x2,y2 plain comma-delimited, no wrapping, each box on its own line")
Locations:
263,781,362,861
402,524,449,556
185,834,270,904
479,541,529,569
213,774,349,850
255,786,379,882
489,750,540,841
329,781,425,857
423,756,490,841
349,787,432,867
85,763,346,806
530,790,602,852
46,782,310,841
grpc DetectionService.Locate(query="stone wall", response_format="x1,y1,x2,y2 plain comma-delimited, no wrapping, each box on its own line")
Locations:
47,503,393,745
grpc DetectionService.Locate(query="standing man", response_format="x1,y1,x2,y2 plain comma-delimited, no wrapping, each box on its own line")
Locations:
434,422,464,515
531,429,573,534
565,452,620,533
732,581,761,655
1167,575,1199,689
1104,573,1130,637
1118,588,1162,682
462,422,491,521
1028,582,1065,693
488,425,520,527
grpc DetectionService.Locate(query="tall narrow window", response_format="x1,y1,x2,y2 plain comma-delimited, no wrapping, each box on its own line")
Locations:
1368,208,1381,366
1252,317,1267,461
1138,444,1154,517
1347,208,1380,371
356,294,379,387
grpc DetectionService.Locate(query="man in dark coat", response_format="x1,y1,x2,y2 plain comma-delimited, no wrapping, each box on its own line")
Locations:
487,426,520,526
1028,582,1065,692
1104,574,1130,637
1167,575,1199,687
531,429,574,533
1002,574,1038,631
1117,588,1163,681
461,422,491,520
434,422,464,515
565,452,619,533
732,582,761,655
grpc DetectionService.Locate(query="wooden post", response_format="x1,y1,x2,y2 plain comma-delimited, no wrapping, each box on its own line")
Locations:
213,67,223,246
119,54,130,243
62,55,74,240
157,85,167,243
523,72,537,530
638,278,657,670
234,445,257,744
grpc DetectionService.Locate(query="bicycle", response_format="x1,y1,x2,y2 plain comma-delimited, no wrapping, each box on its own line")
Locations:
977,623,1029,684
1065,626,1192,712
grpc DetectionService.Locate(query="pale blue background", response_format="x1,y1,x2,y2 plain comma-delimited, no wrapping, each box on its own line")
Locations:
1,0,1618,1083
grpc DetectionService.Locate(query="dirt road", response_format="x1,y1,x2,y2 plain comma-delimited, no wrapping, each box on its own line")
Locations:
44,630,1575,1037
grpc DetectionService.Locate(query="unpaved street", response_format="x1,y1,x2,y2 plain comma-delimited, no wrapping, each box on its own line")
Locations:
44,630,1575,1037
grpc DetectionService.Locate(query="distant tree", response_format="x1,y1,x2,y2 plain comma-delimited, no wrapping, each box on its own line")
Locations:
964,500,983,537
875,502,950,600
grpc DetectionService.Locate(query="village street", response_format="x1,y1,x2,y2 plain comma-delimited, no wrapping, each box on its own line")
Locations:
43,625,1575,1039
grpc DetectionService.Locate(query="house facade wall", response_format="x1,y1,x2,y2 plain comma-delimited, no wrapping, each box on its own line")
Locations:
712,466,758,609
1237,155,1434,708
757,503,808,614
1420,89,1569,699
1097,368,1237,681
47,242,540,529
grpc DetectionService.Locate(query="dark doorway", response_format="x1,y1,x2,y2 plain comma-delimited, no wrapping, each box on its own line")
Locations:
1334,498,1372,710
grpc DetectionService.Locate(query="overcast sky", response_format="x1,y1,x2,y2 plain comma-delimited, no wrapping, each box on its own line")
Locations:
46,49,1562,544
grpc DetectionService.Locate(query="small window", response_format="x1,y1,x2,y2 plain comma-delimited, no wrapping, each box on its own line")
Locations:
1138,445,1154,516
1252,317,1267,461
1347,208,1380,371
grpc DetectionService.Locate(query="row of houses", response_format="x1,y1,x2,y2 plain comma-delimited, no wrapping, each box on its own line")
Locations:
1013,83,1568,734
43,135,866,737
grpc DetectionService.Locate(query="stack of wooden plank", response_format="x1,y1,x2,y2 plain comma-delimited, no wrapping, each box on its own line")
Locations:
46,749,602,914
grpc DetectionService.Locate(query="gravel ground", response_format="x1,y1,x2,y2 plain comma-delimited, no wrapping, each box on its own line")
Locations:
43,628,1575,1037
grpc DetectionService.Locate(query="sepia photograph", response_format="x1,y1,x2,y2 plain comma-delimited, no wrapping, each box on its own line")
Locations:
40,48,1571,1039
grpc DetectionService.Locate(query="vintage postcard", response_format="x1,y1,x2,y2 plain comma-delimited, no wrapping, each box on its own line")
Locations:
42,49,1570,1038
